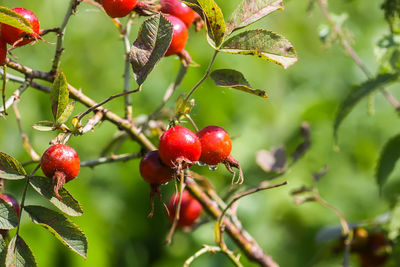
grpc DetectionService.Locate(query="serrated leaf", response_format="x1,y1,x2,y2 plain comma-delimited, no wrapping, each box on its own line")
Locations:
197,0,226,47
50,72,69,123
376,134,400,191
130,14,173,86
25,206,88,259
56,102,75,125
0,6,33,34
227,0,284,35
210,69,268,98
334,73,399,141
29,176,83,217
0,153,26,175
0,173,25,180
6,236,37,267
220,29,297,68
32,121,54,132
0,235,6,266
0,198,18,230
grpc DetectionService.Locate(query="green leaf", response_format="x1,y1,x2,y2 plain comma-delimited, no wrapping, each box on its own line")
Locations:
334,73,399,141
25,206,88,259
0,197,18,230
130,14,173,86
0,173,26,180
210,69,268,98
0,152,26,175
381,0,400,33
0,233,6,265
56,101,75,125
197,0,226,47
32,121,54,132
29,176,84,217
227,0,284,35
376,134,400,191
5,236,37,267
220,29,297,69
50,72,69,123
0,6,33,34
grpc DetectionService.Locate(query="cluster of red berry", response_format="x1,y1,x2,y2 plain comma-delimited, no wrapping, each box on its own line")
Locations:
140,125,233,227
0,7,40,65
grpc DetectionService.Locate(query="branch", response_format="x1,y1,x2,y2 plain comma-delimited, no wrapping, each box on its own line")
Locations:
80,152,141,167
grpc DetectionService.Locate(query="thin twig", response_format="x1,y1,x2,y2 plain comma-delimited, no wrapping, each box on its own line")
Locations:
184,245,243,267
123,16,133,121
0,77,32,116
166,170,185,244
2,66,7,115
80,152,141,167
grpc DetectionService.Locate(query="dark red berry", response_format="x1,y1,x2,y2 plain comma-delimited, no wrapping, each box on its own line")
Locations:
102,0,138,18
0,194,20,217
0,37,6,66
41,144,80,199
160,0,195,28
197,126,232,165
168,190,202,227
1,8,40,47
140,150,174,185
164,15,188,56
158,125,201,167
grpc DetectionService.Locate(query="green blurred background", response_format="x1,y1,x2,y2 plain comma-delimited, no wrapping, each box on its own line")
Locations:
1,0,399,266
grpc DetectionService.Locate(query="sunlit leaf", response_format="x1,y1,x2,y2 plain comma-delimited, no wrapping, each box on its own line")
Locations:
29,176,84,217
25,206,88,258
130,13,173,86
0,152,26,175
50,72,69,123
56,102,75,125
5,236,37,267
210,69,268,98
0,198,18,230
0,173,25,180
32,121,54,132
197,0,226,47
227,0,284,35
0,6,33,34
220,29,297,68
334,73,399,141
376,133,400,191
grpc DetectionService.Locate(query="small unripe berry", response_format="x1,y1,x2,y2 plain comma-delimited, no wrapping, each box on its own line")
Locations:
0,38,6,66
41,144,80,199
0,194,20,217
102,0,138,18
158,125,201,167
197,126,232,165
164,15,188,56
140,150,174,185
1,8,40,47
167,190,202,227
160,0,196,28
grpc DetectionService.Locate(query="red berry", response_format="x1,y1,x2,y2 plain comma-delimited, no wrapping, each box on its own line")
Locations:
0,194,20,217
197,126,232,165
0,38,6,66
164,15,188,56
1,8,40,47
102,0,138,18
167,190,202,227
41,144,80,199
160,0,195,28
158,125,201,167
140,150,174,185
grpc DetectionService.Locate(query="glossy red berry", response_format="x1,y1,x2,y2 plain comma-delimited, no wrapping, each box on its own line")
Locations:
164,15,188,56
41,144,80,199
197,126,232,165
167,190,202,227
158,125,201,167
0,194,20,217
160,0,195,28
0,38,6,66
102,0,138,18
1,8,40,47
140,150,174,185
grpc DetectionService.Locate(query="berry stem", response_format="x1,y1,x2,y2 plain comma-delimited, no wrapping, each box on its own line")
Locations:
184,50,218,101
15,163,41,239
1,66,7,115
122,16,134,122
53,171,66,200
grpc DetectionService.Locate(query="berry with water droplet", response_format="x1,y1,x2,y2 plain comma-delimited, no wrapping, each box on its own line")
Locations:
40,144,80,199
158,125,201,167
102,0,138,18
140,150,174,185
1,8,40,47
197,126,232,165
0,194,20,217
160,0,196,28
168,190,202,227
